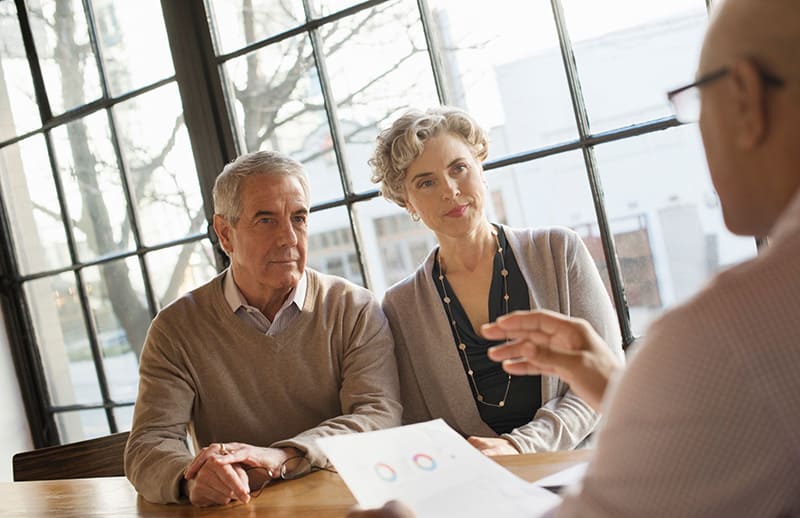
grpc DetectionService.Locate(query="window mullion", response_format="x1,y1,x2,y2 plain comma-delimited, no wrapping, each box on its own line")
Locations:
550,0,634,347
0,195,56,447
301,1,373,289
13,0,52,122
416,0,449,105
81,0,110,100
160,0,237,271
44,130,119,437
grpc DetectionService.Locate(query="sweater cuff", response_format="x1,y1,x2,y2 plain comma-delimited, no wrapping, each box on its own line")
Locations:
501,433,531,454
270,438,327,468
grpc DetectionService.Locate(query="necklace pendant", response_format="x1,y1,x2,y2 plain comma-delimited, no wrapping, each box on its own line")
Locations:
498,400,505,407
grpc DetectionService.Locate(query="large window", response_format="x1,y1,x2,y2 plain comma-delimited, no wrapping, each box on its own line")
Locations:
1,0,755,446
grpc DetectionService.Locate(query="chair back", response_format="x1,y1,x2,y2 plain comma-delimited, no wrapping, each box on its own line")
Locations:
13,431,130,481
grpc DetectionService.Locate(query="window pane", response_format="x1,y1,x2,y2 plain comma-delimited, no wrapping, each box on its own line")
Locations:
27,0,103,115
353,198,436,298
55,409,109,443
145,240,218,309
485,152,618,313
323,0,439,193
113,84,204,246
0,1,41,139
25,273,103,407
51,110,135,261
562,0,708,133
114,405,134,432
83,257,150,401
308,0,361,18
222,33,345,205
594,124,757,334
206,0,305,55
307,206,364,286
0,135,71,274
91,0,175,96
427,0,578,157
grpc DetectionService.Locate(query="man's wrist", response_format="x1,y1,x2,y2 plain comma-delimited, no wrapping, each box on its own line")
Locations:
280,446,303,461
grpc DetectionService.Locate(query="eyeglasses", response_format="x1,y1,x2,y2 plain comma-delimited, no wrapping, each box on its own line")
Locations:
667,66,785,123
244,456,336,498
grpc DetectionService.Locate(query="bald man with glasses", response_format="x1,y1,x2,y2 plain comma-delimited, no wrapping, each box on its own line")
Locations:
353,0,800,516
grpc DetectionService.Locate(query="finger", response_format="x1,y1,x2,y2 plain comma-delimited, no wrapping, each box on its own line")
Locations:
503,347,581,379
466,436,485,449
491,309,579,337
499,357,556,377
215,462,251,503
487,340,542,362
190,473,234,506
185,443,226,480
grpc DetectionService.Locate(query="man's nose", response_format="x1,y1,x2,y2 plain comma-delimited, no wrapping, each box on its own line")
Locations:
277,220,298,246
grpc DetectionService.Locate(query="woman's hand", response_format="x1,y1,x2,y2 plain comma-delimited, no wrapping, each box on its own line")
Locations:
483,310,623,410
467,436,519,456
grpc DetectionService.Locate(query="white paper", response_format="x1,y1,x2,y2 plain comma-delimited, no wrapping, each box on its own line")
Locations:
532,462,588,489
316,419,561,517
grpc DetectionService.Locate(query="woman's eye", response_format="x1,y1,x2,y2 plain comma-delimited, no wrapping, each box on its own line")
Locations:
418,179,434,188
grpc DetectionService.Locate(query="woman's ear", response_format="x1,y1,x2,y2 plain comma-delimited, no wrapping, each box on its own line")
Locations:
730,58,768,150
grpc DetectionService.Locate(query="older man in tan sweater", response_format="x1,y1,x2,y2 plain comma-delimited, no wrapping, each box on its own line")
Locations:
125,151,401,506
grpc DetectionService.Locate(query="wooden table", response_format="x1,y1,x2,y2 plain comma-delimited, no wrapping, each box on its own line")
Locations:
0,449,591,517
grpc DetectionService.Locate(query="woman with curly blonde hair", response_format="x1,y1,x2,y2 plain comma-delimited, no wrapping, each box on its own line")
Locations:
370,106,623,455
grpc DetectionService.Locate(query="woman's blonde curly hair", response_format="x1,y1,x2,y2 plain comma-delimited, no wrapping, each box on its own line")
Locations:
369,106,489,208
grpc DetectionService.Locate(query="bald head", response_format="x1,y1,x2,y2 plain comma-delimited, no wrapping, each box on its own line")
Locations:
697,0,800,237
702,0,800,89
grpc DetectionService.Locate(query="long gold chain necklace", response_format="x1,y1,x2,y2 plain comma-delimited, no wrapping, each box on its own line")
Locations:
437,230,511,408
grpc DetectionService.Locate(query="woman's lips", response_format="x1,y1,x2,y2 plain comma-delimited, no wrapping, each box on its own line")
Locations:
446,204,468,217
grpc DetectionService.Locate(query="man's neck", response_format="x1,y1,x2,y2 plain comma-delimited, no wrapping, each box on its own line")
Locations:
231,270,294,321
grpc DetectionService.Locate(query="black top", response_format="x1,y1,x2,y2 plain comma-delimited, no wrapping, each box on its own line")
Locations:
432,225,541,435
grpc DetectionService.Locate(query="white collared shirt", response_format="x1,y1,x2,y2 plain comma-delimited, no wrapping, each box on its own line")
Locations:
223,269,307,336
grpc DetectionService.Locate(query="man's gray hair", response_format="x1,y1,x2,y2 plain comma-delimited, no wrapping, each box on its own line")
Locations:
213,150,310,224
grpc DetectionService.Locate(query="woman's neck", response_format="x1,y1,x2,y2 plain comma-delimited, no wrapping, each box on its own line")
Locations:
437,221,497,275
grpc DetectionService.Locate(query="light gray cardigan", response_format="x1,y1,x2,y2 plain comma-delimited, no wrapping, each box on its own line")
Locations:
382,225,624,453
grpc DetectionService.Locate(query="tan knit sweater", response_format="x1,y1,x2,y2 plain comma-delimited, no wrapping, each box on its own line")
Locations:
124,269,402,504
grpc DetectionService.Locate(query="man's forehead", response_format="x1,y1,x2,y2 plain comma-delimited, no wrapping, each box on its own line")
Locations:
241,176,308,211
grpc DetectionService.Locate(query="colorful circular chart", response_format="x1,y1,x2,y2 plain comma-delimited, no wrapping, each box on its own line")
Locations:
374,462,397,482
412,453,436,471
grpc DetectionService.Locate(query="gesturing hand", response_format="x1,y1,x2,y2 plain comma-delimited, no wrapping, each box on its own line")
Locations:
482,310,623,410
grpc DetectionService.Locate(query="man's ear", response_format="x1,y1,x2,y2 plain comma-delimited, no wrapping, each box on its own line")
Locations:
730,58,768,149
213,214,233,255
